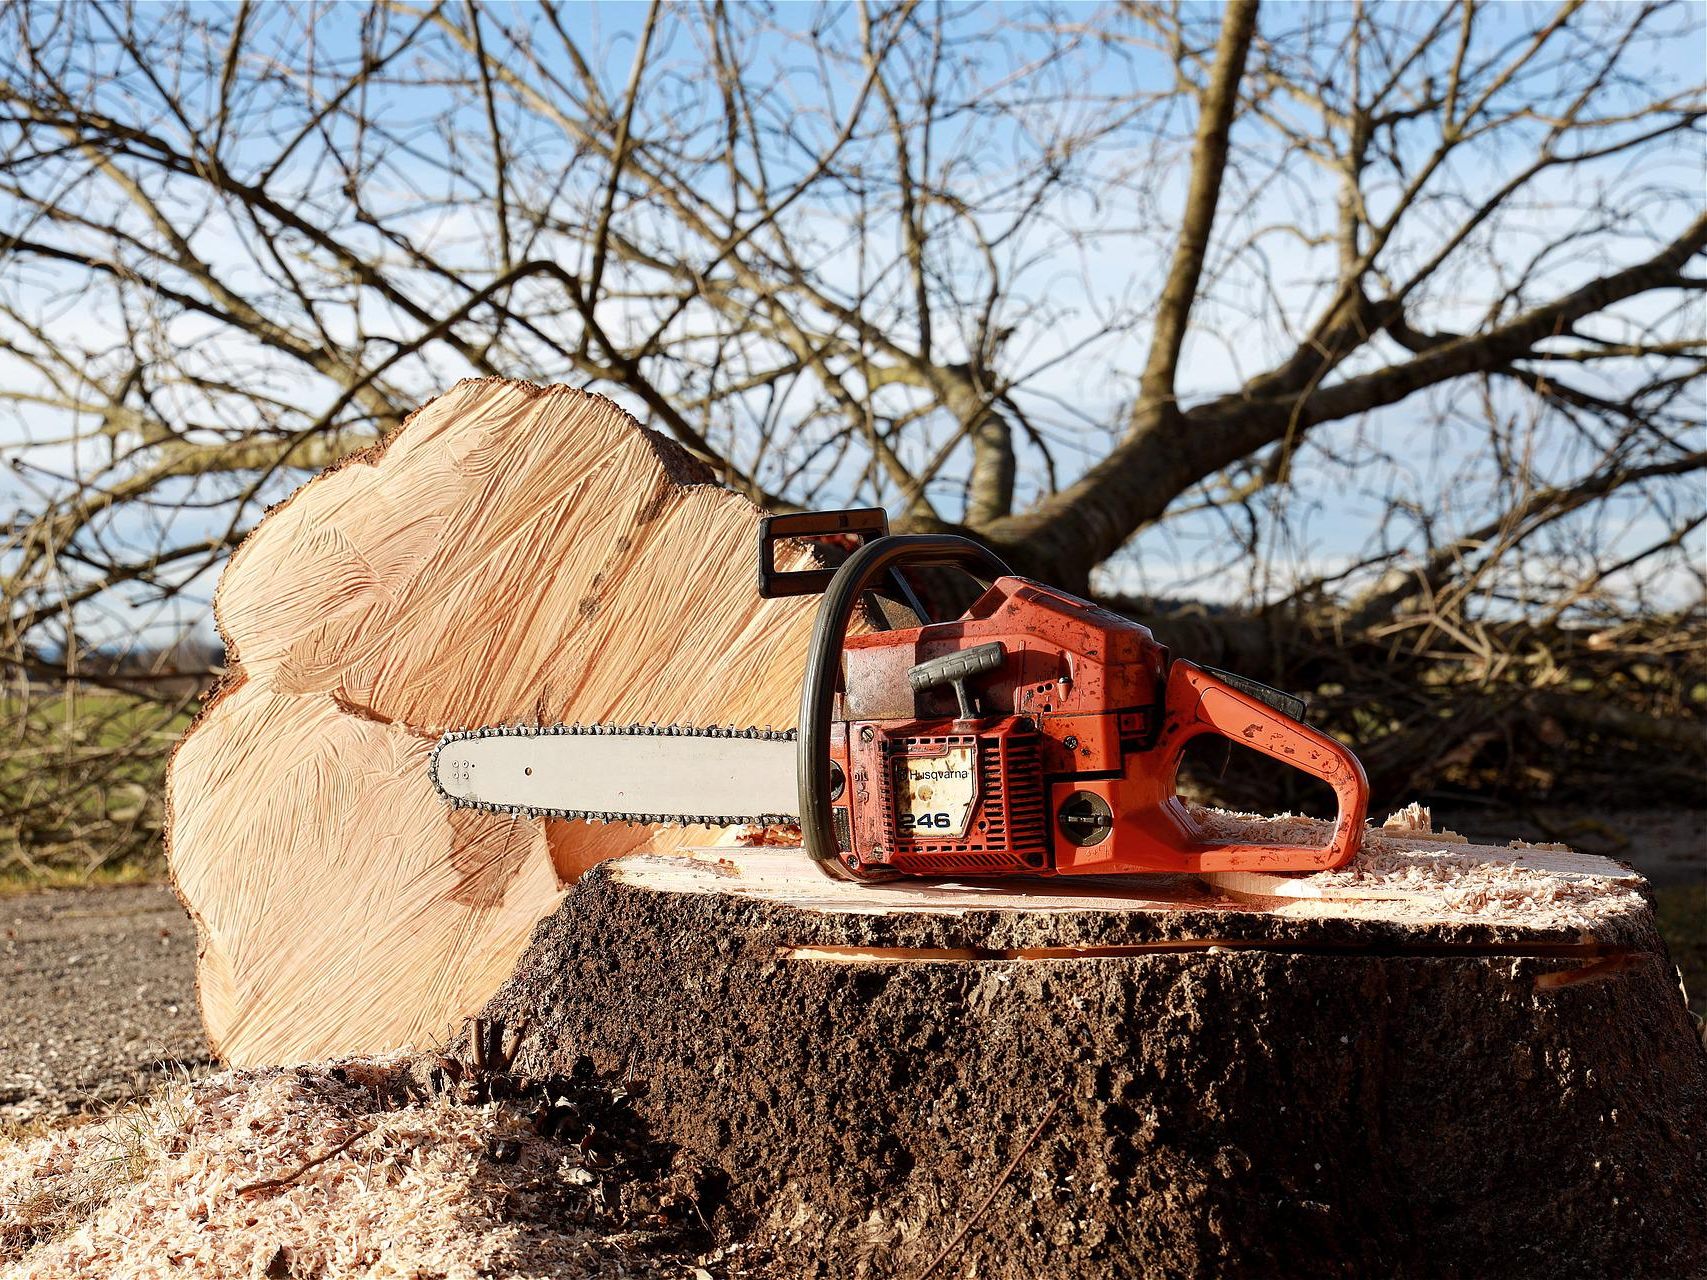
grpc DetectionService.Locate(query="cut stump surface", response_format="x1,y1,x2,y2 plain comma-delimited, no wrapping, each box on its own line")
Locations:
484,813,1707,1280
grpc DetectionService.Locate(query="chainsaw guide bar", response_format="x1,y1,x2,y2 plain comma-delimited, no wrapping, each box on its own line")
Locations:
429,722,800,827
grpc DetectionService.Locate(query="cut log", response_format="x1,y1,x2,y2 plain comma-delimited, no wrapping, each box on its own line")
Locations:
166,378,839,1065
481,813,1707,1280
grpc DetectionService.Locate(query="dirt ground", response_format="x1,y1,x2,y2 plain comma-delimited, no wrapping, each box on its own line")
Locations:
1,808,1701,1124
0,885,208,1123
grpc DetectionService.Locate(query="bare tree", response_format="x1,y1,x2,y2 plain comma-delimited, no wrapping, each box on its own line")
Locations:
1,0,1702,871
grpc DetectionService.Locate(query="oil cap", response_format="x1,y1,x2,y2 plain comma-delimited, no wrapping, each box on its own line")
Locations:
1057,791,1114,846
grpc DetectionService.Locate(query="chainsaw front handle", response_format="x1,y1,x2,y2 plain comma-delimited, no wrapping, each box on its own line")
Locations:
1158,660,1368,871
797,534,1013,878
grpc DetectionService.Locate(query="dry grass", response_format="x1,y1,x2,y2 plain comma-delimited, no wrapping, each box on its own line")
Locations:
0,1088,182,1265
0,860,158,898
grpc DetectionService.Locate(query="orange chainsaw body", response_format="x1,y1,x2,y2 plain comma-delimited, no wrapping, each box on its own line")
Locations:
821,576,1368,880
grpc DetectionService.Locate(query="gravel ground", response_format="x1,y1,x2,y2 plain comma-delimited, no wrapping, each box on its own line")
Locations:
0,807,1699,1123
0,885,208,1122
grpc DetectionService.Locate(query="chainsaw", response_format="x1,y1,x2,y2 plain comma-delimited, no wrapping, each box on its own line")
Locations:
431,508,1369,882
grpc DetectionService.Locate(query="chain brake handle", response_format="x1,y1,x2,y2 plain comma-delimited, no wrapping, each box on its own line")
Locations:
1156,661,1369,871
756,507,892,598
794,533,1013,879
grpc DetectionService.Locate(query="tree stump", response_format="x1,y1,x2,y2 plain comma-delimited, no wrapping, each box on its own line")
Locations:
166,379,837,1065
481,813,1707,1280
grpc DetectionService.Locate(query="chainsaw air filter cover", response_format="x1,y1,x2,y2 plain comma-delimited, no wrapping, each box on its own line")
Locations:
874,720,1049,875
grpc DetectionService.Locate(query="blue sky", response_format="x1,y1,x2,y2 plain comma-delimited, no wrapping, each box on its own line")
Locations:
2,1,1702,650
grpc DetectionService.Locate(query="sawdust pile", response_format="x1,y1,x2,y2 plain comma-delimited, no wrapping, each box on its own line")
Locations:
1315,842,1628,918
1187,802,1645,925
0,1058,710,1280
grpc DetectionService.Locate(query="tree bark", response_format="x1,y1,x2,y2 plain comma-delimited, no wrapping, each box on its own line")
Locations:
165,378,837,1065
483,820,1707,1280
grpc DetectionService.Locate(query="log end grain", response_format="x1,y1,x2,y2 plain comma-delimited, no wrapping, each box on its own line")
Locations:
166,379,835,1064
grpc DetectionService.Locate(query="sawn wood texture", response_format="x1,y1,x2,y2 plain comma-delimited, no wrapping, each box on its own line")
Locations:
167,379,831,1065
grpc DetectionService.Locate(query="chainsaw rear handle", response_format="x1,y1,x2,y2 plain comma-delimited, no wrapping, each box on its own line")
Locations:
798,534,1013,877
1158,660,1369,871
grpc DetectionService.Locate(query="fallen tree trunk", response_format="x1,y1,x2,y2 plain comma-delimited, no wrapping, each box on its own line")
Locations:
166,378,837,1065
482,813,1707,1280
